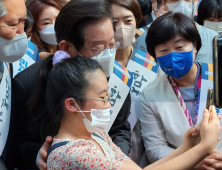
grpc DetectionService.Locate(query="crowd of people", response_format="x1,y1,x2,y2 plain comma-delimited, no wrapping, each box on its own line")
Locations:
0,0,222,170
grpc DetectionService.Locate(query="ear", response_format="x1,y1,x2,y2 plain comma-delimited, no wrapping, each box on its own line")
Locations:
64,98,78,113
154,8,159,17
59,40,78,57
193,42,197,54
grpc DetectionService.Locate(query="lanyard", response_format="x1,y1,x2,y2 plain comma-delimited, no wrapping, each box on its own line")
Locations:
167,61,201,127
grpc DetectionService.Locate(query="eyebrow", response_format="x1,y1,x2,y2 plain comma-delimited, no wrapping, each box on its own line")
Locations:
123,15,133,19
6,15,27,25
174,39,184,43
99,89,108,94
92,35,114,46
41,18,50,22
113,15,132,20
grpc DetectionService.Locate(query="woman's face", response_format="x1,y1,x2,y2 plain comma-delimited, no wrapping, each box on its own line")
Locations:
80,70,111,121
155,34,197,61
36,6,60,31
111,3,136,27
205,13,222,22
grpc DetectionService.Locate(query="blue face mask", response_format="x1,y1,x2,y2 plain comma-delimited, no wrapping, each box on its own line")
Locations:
157,48,194,79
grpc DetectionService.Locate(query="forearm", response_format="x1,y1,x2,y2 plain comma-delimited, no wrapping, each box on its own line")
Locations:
144,143,208,170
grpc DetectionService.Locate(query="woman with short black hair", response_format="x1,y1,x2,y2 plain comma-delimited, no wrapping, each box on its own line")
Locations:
197,0,222,35
140,12,222,165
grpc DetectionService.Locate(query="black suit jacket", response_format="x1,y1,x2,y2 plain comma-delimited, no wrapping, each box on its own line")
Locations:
12,58,132,169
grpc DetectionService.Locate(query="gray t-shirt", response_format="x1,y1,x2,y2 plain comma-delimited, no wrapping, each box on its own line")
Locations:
131,22,219,64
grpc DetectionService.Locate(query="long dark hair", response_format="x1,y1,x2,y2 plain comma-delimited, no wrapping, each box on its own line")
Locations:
28,0,61,52
29,55,103,140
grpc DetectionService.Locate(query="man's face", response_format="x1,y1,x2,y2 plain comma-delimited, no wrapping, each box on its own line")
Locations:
70,18,115,58
0,0,26,39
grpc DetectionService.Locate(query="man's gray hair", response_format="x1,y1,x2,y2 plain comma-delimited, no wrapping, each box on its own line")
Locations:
0,1,7,17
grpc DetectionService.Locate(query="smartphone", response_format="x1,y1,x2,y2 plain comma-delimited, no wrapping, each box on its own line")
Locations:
213,36,222,108
206,88,214,110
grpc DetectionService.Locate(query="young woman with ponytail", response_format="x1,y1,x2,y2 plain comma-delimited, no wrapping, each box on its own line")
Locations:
28,51,221,170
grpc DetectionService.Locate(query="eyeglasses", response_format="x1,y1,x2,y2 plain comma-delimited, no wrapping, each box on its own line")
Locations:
84,41,121,57
84,92,111,108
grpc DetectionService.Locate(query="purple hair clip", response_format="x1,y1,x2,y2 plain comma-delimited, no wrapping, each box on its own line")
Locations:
52,51,71,66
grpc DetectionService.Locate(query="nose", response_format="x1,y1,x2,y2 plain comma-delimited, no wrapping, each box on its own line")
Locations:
16,21,25,35
105,101,111,109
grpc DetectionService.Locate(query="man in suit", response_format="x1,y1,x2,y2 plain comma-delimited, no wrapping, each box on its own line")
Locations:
0,0,28,169
13,0,132,169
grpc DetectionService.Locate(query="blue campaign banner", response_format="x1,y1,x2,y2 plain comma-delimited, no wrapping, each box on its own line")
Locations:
134,49,159,73
113,61,133,88
201,62,213,81
26,40,40,62
12,40,40,77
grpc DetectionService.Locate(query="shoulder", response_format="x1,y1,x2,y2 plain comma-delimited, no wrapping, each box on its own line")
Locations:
12,58,49,94
195,22,219,37
131,31,148,60
133,31,148,50
141,74,170,102
48,138,97,160
13,59,45,82
142,74,167,94
96,131,110,143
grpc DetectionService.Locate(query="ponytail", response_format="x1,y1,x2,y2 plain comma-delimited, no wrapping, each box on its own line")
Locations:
29,55,54,141
29,55,103,141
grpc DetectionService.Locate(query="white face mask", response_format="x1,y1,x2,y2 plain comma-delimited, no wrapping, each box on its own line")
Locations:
114,24,136,49
0,33,28,63
38,24,58,45
166,0,198,19
204,21,222,34
91,48,116,78
73,99,111,133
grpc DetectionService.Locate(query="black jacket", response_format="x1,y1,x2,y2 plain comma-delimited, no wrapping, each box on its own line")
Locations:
11,58,132,169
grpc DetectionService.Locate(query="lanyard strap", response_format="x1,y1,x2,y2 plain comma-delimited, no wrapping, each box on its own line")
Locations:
167,61,201,127
194,62,201,123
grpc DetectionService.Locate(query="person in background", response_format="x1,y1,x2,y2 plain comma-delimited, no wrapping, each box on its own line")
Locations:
24,8,34,39
109,0,142,67
28,0,61,60
197,0,222,36
30,51,221,170
154,0,168,18
164,0,199,19
0,0,28,169
13,0,132,169
140,12,222,169
139,0,168,32
131,0,218,64
137,0,152,27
